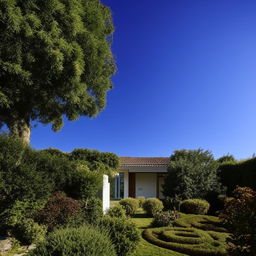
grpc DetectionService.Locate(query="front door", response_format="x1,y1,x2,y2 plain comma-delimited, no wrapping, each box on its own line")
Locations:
129,173,136,197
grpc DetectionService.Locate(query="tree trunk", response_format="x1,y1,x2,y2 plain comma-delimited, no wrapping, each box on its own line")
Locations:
7,119,31,145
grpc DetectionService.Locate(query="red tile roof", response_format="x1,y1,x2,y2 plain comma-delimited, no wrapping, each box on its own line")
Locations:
120,157,169,167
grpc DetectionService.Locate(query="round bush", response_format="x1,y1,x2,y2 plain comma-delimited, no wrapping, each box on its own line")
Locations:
34,192,81,230
81,197,103,223
107,204,126,218
119,198,139,216
28,226,116,256
143,198,164,216
180,199,210,215
13,218,46,245
99,216,140,256
137,196,146,207
152,211,180,227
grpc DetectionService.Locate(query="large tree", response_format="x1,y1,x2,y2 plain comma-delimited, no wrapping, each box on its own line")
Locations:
163,149,223,200
0,0,115,144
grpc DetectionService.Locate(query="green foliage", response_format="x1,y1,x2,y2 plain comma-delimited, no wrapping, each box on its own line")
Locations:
0,136,53,211
219,158,256,195
13,218,46,245
81,197,103,223
99,216,140,256
119,198,139,216
39,148,69,159
0,0,116,142
180,199,210,215
219,187,256,256
217,154,236,163
70,149,119,169
107,204,126,218
137,196,146,207
34,192,81,230
163,149,223,200
143,198,164,216
152,211,180,227
174,214,228,233
28,225,116,256
143,226,228,256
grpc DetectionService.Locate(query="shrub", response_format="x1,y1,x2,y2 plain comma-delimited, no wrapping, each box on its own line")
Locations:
28,225,116,256
0,136,53,211
81,197,103,223
163,149,224,200
34,192,81,230
13,218,46,245
107,204,126,218
152,211,180,227
219,186,256,256
180,199,210,215
137,196,146,207
119,198,139,216
143,198,164,216
99,216,140,256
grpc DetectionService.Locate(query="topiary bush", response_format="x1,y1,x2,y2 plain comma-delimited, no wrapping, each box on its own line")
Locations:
137,196,145,207
13,218,46,245
143,226,228,256
152,211,180,227
180,199,210,215
119,198,139,216
107,204,126,218
99,216,140,256
28,225,116,256
34,192,81,230
143,198,164,216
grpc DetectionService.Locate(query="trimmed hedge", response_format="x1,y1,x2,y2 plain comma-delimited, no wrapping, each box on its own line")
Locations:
137,196,145,207
142,227,228,256
219,158,256,195
180,199,210,215
143,198,164,216
174,215,227,233
28,225,116,256
119,198,139,216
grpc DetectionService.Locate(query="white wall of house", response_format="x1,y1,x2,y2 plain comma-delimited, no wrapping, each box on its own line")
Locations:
124,171,129,198
136,173,157,198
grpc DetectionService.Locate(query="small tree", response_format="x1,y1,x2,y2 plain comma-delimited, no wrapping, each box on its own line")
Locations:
163,149,223,200
0,0,115,144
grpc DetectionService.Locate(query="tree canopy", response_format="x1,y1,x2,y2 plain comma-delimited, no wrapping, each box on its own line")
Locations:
163,149,223,200
0,0,116,143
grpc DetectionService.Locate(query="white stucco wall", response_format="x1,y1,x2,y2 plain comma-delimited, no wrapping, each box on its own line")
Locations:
136,173,157,198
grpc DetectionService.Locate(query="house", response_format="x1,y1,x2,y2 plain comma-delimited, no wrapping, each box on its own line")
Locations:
114,157,169,199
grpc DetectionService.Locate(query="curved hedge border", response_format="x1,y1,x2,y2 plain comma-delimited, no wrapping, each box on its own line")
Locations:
142,227,228,256
174,215,227,233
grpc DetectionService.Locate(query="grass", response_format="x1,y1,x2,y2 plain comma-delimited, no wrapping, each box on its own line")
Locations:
131,211,229,256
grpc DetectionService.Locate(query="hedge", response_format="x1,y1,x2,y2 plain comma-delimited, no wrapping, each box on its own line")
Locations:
219,158,256,195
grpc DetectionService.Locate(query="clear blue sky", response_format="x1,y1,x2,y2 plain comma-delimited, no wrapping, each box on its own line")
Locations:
31,0,256,159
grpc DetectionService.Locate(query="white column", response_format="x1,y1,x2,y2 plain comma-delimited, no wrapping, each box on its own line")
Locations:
117,174,121,199
102,174,110,214
114,175,118,199
124,172,129,198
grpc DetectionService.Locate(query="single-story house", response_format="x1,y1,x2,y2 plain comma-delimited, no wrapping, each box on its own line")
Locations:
114,157,169,199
